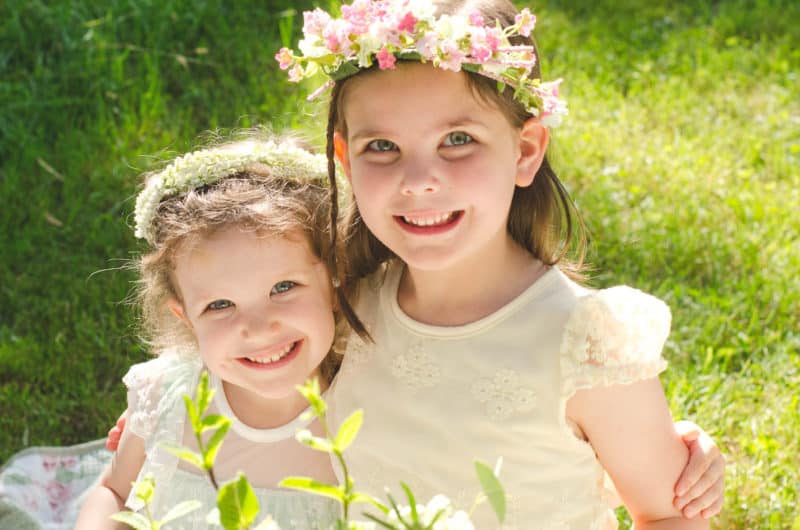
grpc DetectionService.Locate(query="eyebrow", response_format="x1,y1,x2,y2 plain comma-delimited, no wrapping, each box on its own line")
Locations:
350,117,488,143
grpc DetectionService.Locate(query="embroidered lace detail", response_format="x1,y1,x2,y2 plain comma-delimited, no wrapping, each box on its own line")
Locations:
340,332,373,377
472,369,536,420
560,286,670,398
390,341,441,394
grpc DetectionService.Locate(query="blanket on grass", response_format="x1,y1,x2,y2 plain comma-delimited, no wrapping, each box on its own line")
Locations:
0,439,110,530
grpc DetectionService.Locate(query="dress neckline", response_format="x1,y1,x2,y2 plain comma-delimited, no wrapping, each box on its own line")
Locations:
209,373,316,443
383,262,562,339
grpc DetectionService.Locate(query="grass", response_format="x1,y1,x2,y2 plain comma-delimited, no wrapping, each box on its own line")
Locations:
1,0,798,528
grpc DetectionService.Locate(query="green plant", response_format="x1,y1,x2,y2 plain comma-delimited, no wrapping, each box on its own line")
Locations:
113,375,506,529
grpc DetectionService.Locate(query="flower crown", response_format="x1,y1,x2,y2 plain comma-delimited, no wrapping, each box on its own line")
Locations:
276,0,567,127
134,140,328,244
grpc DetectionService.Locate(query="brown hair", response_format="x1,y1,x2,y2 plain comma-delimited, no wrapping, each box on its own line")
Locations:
325,0,587,287
136,133,346,383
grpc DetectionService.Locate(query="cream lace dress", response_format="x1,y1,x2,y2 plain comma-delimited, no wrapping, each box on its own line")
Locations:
123,353,340,530
327,264,671,530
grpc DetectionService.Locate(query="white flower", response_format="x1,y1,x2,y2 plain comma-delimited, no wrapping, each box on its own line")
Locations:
134,140,328,244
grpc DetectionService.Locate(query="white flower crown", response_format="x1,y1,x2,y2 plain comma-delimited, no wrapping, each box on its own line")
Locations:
133,140,328,244
276,0,567,127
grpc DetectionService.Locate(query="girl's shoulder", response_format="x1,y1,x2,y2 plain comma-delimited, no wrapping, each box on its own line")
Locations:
560,284,671,397
123,348,203,439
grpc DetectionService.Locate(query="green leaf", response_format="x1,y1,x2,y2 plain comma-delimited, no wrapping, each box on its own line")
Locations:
334,409,363,452
279,476,345,502
110,511,152,530
132,474,156,504
203,421,232,469
296,429,335,452
200,414,231,432
161,442,204,469
399,482,419,523
361,513,400,530
792,514,800,530
161,500,202,524
296,378,328,418
350,492,388,513
195,371,214,414
217,473,260,530
474,460,506,523
184,395,200,432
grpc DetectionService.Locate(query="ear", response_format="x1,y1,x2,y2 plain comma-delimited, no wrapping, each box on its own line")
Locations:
167,298,192,329
515,117,549,187
333,131,352,183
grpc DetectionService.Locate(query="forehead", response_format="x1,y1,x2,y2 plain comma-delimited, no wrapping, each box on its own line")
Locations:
341,62,503,131
173,227,318,278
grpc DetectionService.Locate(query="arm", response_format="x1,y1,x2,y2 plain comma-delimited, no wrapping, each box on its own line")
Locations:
74,414,146,529
567,378,710,529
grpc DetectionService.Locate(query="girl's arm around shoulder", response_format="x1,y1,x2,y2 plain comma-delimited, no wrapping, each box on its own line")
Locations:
567,379,709,529
73,411,146,530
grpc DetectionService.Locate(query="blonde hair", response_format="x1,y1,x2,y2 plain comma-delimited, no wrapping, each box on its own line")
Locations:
136,133,344,382
325,0,587,286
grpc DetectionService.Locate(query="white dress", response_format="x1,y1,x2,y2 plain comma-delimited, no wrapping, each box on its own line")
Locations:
327,264,671,530
123,353,340,530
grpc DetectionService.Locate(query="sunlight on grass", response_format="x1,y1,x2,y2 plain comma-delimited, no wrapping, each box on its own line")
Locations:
1,0,798,527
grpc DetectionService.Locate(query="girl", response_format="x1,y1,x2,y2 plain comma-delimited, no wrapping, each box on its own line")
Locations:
75,135,350,529
278,0,723,528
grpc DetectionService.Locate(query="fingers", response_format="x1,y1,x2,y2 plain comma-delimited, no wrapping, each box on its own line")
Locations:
675,429,721,495
105,425,121,451
674,475,724,518
105,415,127,451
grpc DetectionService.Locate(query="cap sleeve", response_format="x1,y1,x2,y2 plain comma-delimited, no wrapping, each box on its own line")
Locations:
560,286,670,398
123,350,203,439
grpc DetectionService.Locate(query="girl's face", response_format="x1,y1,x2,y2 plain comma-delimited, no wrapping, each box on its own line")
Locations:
335,62,547,273
169,227,336,406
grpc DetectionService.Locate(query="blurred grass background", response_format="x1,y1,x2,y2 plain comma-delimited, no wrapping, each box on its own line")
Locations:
1,0,798,527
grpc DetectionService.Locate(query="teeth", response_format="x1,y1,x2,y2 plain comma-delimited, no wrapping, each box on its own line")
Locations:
246,342,295,364
402,212,455,226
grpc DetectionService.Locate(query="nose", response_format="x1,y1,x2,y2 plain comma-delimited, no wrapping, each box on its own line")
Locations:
400,156,440,196
238,306,280,339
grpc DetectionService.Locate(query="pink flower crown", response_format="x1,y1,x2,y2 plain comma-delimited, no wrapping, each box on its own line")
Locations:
276,0,568,127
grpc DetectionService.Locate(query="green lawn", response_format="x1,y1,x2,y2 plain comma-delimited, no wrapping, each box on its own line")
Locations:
1,0,798,528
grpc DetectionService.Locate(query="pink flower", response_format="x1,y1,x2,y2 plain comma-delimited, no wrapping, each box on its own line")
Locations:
469,27,495,63
376,46,397,69
469,12,485,26
275,47,294,70
303,8,332,37
42,456,57,472
397,11,418,33
415,31,439,60
438,40,467,71
515,8,537,37
45,480,70,510
288,64,304,82
341,0,373,34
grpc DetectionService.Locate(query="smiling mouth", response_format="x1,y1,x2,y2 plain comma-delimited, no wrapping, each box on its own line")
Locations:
398,211,462,227
243,340,300,365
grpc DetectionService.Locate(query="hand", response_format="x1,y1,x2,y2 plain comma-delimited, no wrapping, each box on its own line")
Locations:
673,420,725,519
105,414,126,451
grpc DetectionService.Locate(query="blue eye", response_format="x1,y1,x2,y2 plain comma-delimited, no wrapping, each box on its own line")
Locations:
271,281,296,295
442,132,473,147
367,139,398,152
207,299,233,311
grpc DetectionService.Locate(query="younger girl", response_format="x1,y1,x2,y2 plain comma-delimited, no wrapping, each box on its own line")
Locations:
279,1,722,528
75,135,348,529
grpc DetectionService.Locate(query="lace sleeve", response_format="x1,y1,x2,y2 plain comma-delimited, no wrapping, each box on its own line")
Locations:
122,351,203,439
560,285,671,398
122,350,203,512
